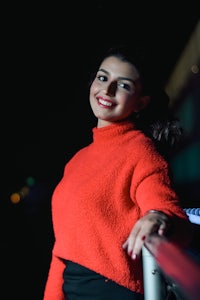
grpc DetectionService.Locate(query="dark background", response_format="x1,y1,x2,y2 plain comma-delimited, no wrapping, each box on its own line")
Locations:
1,2,200,299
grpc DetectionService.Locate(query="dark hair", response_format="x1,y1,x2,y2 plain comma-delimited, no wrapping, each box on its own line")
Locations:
92,44,183,158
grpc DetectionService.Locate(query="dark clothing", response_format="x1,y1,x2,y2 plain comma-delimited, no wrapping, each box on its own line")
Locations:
62,260,144,300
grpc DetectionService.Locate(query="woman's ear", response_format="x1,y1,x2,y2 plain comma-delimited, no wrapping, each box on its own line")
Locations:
136,95,151,112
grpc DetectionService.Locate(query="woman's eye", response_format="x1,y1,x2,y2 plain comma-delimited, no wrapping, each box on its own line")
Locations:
97,75,107,82
118,82,130,90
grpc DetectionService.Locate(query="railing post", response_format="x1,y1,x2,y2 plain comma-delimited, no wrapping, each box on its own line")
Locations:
142,246,167,300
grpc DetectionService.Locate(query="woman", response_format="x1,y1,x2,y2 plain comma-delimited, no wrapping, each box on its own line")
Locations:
43,45,192,300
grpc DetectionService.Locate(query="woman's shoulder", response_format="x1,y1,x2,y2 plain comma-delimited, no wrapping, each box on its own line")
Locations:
129,129,156,150
127,129,168,164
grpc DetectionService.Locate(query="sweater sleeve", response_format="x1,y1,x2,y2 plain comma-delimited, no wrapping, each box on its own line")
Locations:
131,144,187,219
43,252,66,300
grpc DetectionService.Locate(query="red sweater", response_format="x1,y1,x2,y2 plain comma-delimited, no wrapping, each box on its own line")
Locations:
43,121,188,299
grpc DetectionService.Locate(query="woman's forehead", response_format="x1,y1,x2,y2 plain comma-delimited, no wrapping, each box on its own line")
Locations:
100,56,140,80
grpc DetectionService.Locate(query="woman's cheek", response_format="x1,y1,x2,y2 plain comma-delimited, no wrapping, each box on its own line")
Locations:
90,82,99,97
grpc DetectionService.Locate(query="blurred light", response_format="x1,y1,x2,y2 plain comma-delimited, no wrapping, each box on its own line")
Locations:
10,192,21,204
191,64,199,74
20,186,29,197
26,176,35,187
10,178,34,204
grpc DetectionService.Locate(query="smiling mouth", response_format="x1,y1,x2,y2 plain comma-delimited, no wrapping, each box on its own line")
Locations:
98,98,115,107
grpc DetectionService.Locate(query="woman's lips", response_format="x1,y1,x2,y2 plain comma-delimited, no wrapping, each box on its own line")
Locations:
97,96,115,108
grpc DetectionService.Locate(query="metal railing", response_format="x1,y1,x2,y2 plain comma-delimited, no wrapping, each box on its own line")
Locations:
142,234,200,300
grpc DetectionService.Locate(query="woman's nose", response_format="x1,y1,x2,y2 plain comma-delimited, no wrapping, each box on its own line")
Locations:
106,81,117,96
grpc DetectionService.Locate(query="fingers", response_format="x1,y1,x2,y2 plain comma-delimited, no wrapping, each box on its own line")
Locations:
158,223,166,235
122,223,148,260
122,234,146,260
122,213,170,260
122,224,140,259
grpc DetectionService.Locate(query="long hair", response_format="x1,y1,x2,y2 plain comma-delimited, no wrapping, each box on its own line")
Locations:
93,44,183,158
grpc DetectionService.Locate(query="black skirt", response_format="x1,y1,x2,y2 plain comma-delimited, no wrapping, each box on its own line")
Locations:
62,260,144,300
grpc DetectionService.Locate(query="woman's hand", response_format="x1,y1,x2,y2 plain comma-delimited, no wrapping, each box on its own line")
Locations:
122,210,170,260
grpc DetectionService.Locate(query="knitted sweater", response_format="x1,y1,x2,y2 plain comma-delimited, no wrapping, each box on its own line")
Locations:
43,121,188,300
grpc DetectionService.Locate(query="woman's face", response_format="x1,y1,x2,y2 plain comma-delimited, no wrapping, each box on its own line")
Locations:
89,56,148,128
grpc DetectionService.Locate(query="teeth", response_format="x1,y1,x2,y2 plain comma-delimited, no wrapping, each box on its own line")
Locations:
99,99,112,107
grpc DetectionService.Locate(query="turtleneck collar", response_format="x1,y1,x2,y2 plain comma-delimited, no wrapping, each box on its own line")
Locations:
92,121,137,144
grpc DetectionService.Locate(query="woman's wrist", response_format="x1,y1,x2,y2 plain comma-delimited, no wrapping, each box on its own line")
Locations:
145,209,170,223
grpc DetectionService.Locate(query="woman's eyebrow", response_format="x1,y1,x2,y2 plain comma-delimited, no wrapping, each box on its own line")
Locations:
118,76,135,83
98,68,109,74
